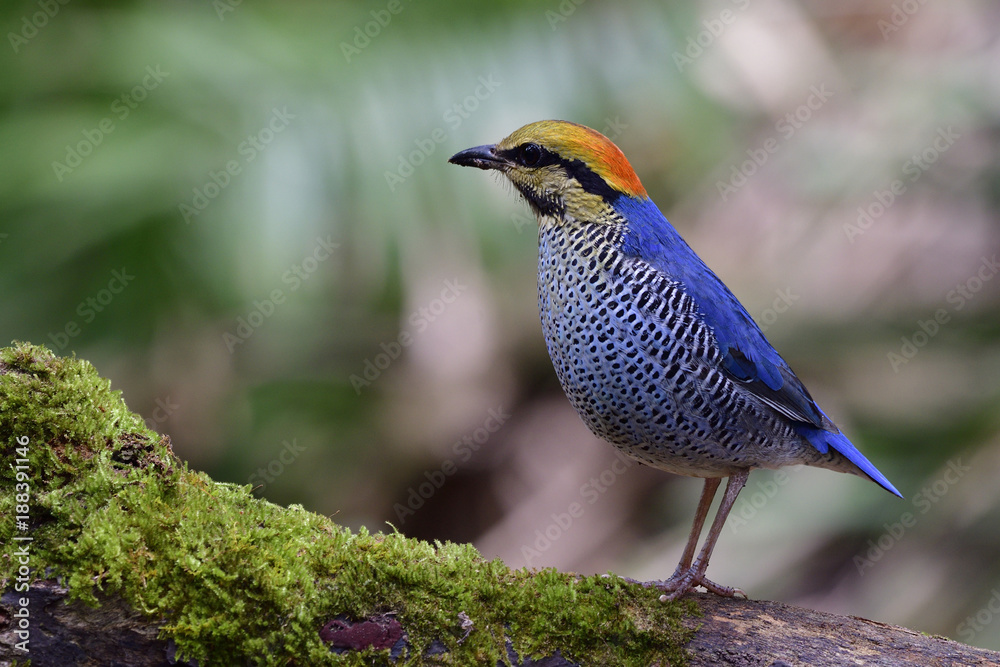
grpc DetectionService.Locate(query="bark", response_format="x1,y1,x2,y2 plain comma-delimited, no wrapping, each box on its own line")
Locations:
3,581,998,666
3,344,997,666
683,594,999,667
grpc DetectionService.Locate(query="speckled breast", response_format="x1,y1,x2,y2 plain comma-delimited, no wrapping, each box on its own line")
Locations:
536,217,780,477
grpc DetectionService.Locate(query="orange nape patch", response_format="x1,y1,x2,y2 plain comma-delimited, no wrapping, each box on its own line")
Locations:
497,120,648,198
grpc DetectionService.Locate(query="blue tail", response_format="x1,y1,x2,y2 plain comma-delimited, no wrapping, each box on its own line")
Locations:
795,425,902,498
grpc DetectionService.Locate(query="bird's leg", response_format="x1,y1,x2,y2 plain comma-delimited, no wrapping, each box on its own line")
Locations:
663,477,720,582
653,477,725,593
618,477,720,590
661,469,750,600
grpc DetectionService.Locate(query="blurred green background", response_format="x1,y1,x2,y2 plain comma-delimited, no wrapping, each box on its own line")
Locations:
3,0,1000,650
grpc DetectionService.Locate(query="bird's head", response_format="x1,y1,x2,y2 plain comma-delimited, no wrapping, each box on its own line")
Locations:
449,120,647,222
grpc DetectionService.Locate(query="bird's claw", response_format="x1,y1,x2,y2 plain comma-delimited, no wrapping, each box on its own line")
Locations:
650,569,746,601
614,570,745,600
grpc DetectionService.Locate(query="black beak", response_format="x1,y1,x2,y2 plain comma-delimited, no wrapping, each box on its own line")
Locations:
448,144,505,170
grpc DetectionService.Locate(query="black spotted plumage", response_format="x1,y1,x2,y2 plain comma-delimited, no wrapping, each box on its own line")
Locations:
536,215,845,477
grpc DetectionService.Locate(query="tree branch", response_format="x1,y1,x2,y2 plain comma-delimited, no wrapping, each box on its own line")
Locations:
1,343,995,666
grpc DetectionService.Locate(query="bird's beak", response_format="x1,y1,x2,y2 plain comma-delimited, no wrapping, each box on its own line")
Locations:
448,144,505,170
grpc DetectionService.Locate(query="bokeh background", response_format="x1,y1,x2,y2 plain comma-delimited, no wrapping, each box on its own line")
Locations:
4,0,1000,650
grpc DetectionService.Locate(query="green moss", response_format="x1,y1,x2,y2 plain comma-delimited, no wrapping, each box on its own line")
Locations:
1,342,696,665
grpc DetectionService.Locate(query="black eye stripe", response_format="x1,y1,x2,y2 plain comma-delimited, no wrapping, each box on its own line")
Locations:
499,144,559,168
498,143,621,203
560,157,619,201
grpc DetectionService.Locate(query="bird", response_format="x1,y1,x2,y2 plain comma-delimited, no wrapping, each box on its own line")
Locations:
448,120,901,600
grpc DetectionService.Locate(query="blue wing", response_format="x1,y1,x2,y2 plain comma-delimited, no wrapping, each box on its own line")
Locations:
614,196,901,497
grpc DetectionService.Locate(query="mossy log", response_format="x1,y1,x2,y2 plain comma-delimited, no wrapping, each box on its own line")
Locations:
1,343,997,666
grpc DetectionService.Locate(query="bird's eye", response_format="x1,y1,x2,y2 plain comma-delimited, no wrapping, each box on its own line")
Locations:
519,143,542,167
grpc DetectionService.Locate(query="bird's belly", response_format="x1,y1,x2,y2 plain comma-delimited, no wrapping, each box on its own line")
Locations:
536,224,770,477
